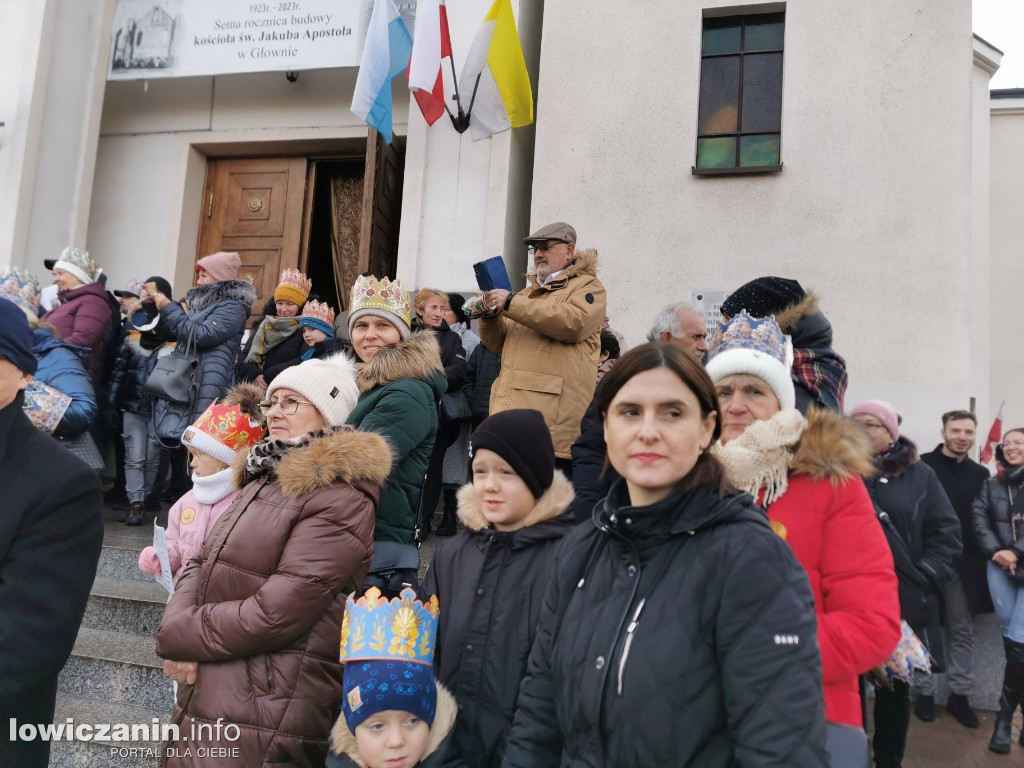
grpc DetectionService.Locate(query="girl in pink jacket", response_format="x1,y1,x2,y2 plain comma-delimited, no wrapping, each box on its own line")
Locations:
139,391,265,582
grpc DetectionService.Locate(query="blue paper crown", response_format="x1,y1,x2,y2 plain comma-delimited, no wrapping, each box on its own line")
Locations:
340,586,439,667
708,311,789,367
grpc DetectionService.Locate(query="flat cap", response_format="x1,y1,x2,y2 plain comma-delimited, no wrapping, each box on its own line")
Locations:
523,221,577,245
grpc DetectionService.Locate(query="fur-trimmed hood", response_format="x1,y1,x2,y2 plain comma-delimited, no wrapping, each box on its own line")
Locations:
772,293,834,348
457,470,575,533
876,435,919,478
355,330,445,393
329,682,457,767
232,427,392,498
789,408,876,483
185,278,257,315
528,247,599,288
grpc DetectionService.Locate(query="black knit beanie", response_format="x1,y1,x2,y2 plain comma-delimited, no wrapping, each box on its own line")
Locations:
721,276,805,320
446,292,469,326
469,409,554,499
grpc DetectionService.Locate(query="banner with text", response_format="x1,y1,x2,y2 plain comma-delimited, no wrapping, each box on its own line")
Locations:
107,0,403,80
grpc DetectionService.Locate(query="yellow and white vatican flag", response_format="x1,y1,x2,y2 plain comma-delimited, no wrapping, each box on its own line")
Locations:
458,0,534,140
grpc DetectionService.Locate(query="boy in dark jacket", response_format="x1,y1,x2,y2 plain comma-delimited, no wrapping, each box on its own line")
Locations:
422,409,574,768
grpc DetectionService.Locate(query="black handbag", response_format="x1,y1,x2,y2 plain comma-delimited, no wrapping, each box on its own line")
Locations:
363,541,421,600
440,391,471,423
144,326,198,405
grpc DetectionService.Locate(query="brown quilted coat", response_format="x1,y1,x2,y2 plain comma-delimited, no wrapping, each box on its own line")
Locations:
479,249,606,459
155,428,392,767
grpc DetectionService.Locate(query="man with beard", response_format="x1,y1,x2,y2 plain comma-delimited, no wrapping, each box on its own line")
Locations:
919,410,991,728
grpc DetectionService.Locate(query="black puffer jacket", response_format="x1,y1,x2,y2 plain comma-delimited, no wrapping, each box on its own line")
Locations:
236,299,307,384
423,473,575,768
462,344,500,421
863,437,962,629
416,320,466,394
503,480,828,768
570,385,616,523
971,459,1024,559
159,280,256,421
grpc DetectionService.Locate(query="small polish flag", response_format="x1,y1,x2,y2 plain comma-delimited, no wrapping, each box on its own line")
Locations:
980,401,1005,464
408,0,452,126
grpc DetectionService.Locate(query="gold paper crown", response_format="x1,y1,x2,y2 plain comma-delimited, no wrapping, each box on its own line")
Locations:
274,268,313,305
340,586,439,666
349,275,412,329
300,299,335,326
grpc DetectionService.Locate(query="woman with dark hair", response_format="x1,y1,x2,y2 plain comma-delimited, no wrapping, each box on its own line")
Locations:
504,342,828,767
972,427,1024,753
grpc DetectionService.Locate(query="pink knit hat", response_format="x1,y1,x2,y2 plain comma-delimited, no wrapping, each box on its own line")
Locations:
849,400,901,441
195,252,241,282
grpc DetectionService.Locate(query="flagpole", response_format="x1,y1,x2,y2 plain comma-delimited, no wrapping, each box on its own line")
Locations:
447,48,470,133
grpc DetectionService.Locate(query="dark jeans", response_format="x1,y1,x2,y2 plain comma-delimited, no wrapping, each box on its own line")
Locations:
873,679,910,768
418,420,460,526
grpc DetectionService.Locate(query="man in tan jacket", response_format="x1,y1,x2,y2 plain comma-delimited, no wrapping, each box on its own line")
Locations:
480,222,606,474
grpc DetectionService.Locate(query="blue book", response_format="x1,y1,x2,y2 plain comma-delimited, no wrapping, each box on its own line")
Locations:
474,256,512,292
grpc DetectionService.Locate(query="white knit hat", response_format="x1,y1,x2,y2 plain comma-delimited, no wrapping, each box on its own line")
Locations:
705,312,796,411
265,353,360,427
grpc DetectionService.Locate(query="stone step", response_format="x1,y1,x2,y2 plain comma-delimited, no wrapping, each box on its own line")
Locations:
50,695,168,768
81,577,169,636
59,628,171,712
96,543,155,584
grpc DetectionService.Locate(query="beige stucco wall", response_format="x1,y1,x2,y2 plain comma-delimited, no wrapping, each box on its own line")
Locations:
529,0,977,444
989,95,1024,431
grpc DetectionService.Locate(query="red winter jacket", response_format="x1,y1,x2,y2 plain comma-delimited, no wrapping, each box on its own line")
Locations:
761,410,901,727
42,281,112,382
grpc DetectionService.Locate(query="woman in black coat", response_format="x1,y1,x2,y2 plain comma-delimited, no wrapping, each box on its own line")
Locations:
236,269,313,386
413,289,466,538
850,401,961,768
503,342,828,768
972,429,1024,753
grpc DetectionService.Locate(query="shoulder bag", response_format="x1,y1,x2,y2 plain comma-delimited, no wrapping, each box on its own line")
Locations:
144,325,198,405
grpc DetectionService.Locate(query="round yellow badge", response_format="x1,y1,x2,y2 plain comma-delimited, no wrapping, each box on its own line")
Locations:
180,507,197,526
769,520,788,541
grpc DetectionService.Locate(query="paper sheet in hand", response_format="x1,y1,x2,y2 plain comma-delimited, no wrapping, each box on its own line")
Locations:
153,521,175,595
473,256,512,292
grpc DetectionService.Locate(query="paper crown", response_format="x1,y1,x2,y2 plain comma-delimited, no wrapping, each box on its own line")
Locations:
299,299,336,335
274,268,313,306
340,586,439,666
708,311,790,365
349,275,412,335
0,267,41,320
181,402,266,465
54,247,99,285
706,311,796,411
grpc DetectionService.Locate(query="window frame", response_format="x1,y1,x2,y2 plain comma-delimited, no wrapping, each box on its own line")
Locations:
692,11,786,176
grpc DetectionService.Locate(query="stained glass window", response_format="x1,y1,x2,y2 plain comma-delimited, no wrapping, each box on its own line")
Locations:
695,13,785,171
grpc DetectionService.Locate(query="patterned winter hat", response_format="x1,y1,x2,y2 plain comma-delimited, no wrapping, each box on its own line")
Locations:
298,300,336,337
181,402,266,465
0,267,42,320
340,587,440,731
53,247,99,286
706,312,796,411
348,275,412,340
274,268,313,307
114,279,143,299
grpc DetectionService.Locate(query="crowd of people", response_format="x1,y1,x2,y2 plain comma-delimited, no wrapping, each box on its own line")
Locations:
0,224,1021,768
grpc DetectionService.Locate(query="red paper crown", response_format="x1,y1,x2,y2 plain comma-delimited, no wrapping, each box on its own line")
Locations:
182,402,266,464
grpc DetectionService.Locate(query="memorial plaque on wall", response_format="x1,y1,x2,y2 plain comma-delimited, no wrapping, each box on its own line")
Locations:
107,0,415,79
692,290,730,343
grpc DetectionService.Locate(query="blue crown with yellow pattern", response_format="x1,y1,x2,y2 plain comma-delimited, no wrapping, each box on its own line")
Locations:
340,587,440,730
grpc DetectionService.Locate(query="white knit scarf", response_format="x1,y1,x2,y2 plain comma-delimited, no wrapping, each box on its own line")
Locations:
191,467,236,505
711,409,807,506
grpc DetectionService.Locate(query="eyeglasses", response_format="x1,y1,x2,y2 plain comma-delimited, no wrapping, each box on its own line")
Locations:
858,422,888,432
1002,439,1024,449
528,241,564,255
258,397,314,416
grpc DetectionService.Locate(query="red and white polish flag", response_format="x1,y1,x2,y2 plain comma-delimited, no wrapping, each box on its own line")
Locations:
408,0,452,126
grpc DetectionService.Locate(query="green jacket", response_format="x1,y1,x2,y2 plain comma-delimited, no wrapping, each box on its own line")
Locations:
347,332,447,543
